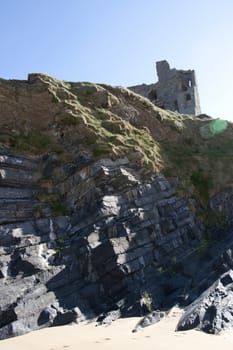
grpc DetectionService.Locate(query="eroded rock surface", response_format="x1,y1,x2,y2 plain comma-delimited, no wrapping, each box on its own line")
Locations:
0,149,205,339
1,148,233,339
177,270,233,334
0,74,233,339
132,311,165,332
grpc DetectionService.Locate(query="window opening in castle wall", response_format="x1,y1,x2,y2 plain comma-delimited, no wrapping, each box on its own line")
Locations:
148,89,157,100
174,100,179,112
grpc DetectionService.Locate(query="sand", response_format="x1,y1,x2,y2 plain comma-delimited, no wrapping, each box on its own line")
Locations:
1,308,233,350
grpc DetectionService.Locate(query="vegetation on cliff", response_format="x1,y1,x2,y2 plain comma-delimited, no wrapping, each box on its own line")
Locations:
0,73,232,205
1,74,233,339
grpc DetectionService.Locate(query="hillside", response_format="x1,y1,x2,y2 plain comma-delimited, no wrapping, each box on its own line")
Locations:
0,74,233,339
1,74,232,201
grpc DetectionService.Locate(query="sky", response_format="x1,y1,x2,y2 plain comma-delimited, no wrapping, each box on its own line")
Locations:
0,0,233,121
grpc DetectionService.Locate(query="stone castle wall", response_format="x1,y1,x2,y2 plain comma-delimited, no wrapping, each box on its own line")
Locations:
129,60,201,116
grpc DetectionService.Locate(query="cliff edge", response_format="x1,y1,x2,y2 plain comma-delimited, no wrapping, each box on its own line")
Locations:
0,74,233,339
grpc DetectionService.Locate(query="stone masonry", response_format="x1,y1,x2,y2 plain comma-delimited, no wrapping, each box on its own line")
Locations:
129,60,201,115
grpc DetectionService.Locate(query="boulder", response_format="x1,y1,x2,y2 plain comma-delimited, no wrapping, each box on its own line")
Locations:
176,270,233,334
132,311,165,332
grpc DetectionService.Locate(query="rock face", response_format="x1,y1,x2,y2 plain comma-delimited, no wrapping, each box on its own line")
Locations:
0,74,233,339
0,151,204,339
177,270,233,334
1,149,233,339
132,311,165,332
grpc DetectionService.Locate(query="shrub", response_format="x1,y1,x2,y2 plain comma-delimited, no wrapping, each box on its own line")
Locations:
190,170,213,206
55,238,65,251
8,130,63,155
142,291,153,312
196,239,209,255
51,201,68,216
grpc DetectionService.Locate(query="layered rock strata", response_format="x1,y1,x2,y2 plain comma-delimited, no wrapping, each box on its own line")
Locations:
0,74,233,339
0,151,203,339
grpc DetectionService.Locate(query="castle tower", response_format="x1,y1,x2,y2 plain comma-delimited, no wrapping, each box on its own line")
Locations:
129,60,201,116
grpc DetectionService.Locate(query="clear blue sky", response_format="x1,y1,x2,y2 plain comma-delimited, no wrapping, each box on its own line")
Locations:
1,0,233,120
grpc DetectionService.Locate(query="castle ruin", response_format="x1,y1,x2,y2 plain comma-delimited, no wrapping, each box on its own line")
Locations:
129,60,201,115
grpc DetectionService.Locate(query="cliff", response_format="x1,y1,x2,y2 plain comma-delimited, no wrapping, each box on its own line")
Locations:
0,74,233,339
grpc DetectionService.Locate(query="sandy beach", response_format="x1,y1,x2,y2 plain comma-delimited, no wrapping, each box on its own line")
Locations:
1,308,233,350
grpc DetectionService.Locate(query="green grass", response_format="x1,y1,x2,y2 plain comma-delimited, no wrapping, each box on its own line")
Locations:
197,210,225,230
196,239,210,255
0,74,231,213
59,113,80,126
190,169,213,206
93,146,111,158
142,291,153,312
54,238,65,251
51,201,68,216
6,130,63,155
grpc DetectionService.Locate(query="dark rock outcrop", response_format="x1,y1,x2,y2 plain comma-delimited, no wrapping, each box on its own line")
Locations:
132,311,165,332
176,270,233,334
1,149,233,339
0,150,205,339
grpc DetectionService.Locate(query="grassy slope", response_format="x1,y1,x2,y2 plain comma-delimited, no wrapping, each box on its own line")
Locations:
1,74,233,205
